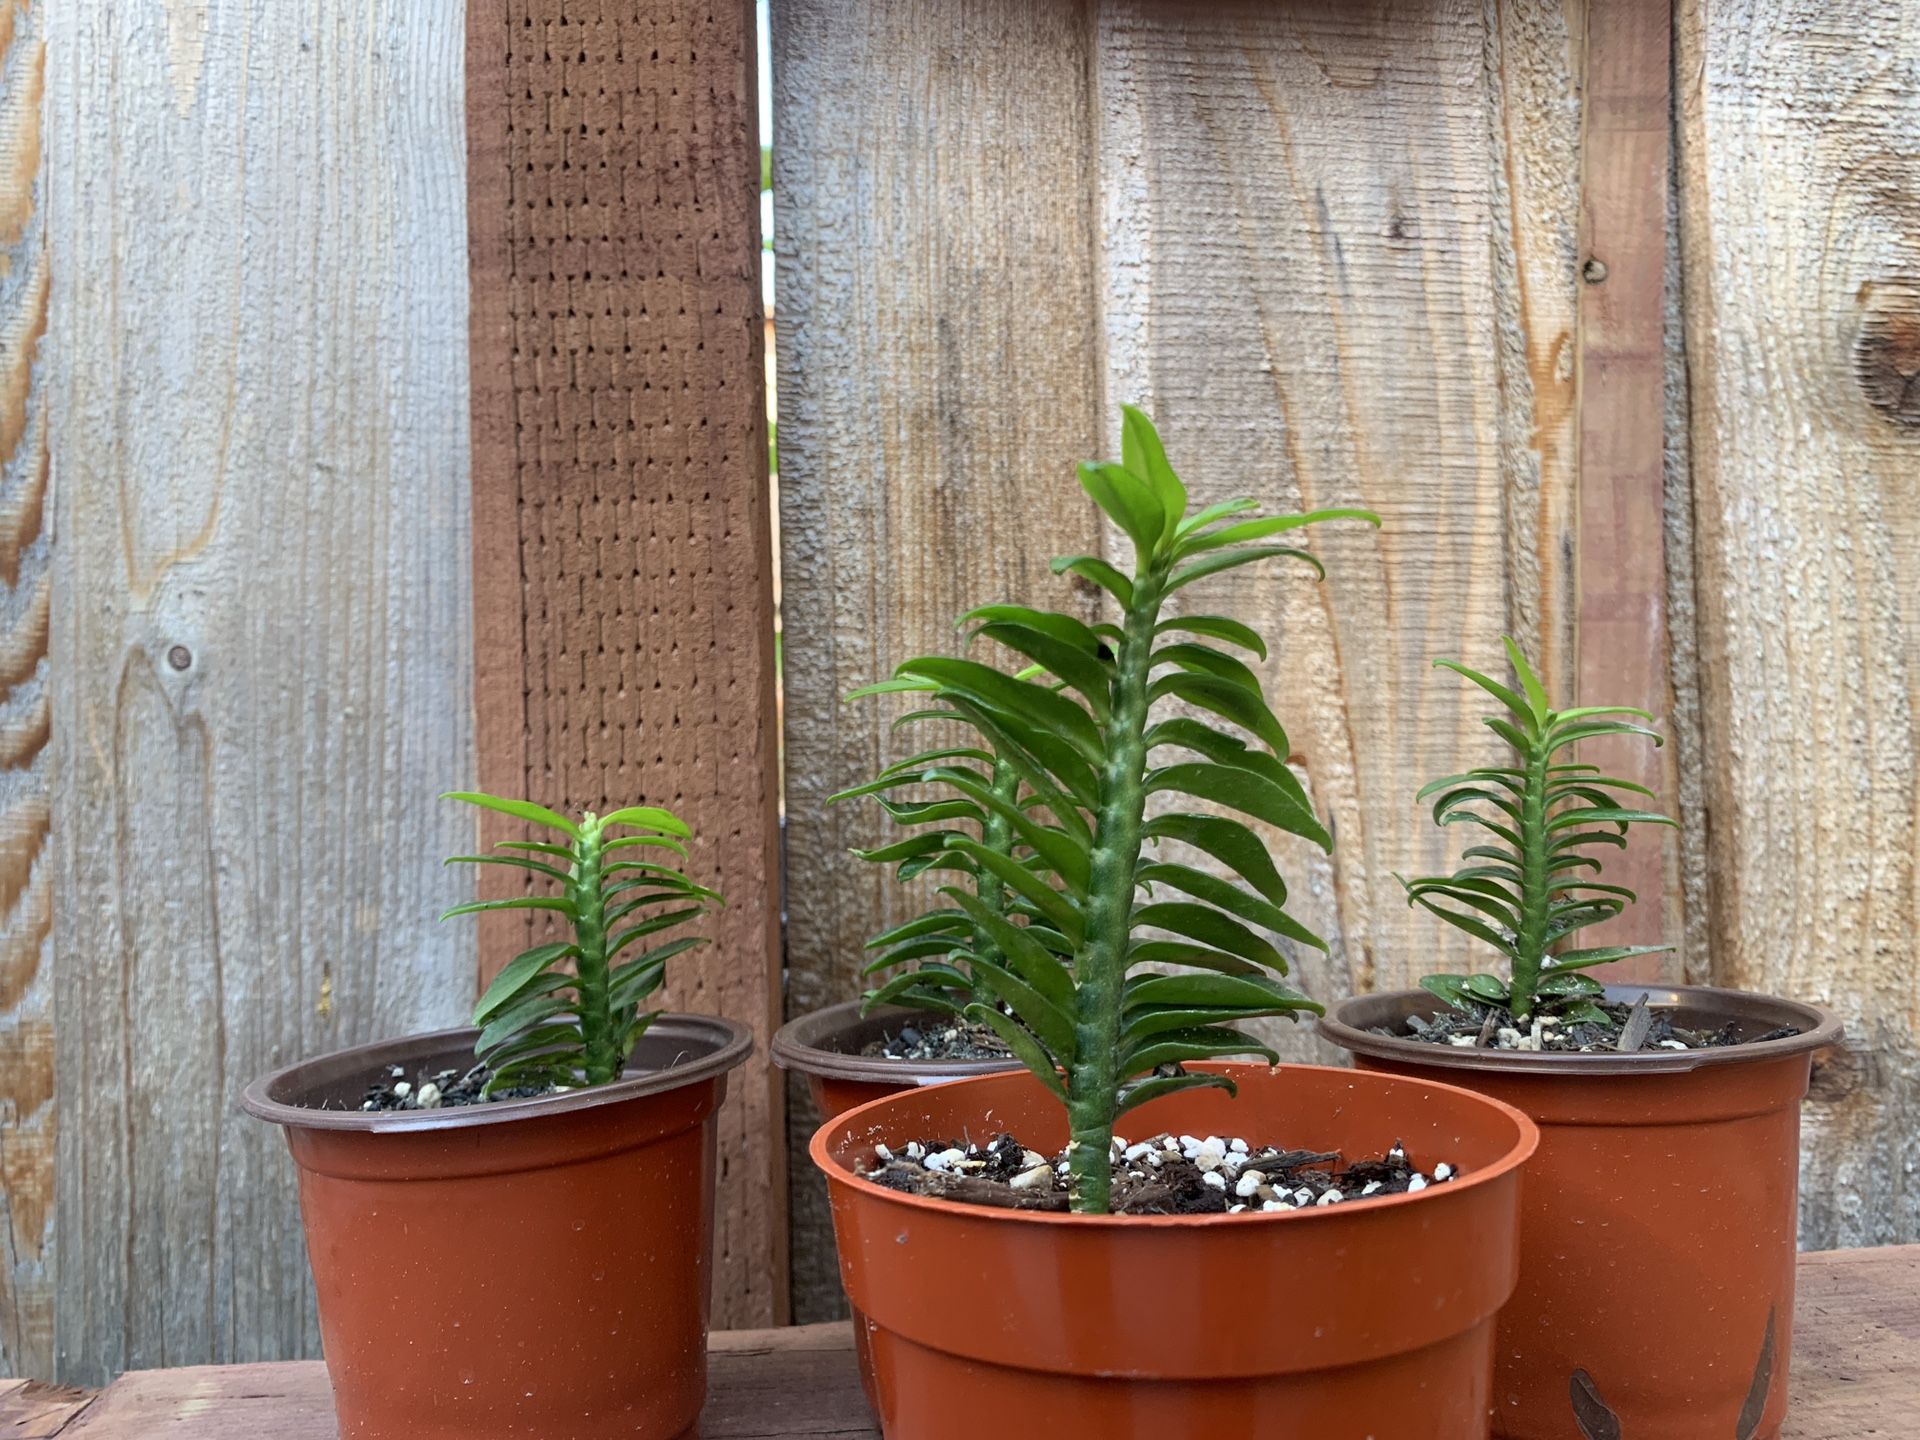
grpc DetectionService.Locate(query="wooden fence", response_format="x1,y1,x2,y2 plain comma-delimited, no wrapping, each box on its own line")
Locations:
0,0,1913,1379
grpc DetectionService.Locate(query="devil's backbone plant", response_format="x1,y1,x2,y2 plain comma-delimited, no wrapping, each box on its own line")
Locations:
441,792,723,1094
843,406,1377,1212
1398,638,1675,1023
833,741,1024,1020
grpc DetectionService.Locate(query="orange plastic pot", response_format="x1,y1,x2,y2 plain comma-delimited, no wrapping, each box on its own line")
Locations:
813,1062,1540,1438
1318,984,1843,1440
242,1017,752,1440
772,1000,1020,1409
771,1000,1020,1116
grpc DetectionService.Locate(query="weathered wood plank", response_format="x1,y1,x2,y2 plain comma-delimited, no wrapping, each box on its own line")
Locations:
1573,0,1685,976
465,0,787,1327
1097,2,1588,1031
46,0,475,1384
0,0,49,1383
1674,0,1920,1250
10,1249,1919,1436
0,1379,91,1438
773,0,1106,1322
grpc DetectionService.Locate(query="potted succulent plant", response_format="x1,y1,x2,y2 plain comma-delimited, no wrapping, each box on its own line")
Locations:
1317,643,1842,1439
769,739,1027,1117
809,410,1542,1435
243,793,752,1440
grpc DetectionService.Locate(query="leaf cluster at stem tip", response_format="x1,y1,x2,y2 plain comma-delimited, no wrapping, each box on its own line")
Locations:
440,792,723,1096
837,404,1380,1213
1398,637,1677,1023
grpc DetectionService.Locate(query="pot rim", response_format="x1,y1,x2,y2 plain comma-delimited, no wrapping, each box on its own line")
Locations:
771,999,1021,1086
1317,982,1844,1076
809,1060,1540,1229
240,1012,754,1134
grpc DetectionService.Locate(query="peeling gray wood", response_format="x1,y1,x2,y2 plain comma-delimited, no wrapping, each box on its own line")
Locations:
1675,0,1920,1248
46,0,475,1384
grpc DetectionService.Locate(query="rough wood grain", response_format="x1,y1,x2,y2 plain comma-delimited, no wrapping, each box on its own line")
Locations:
1096,1,1588,1029
772,0,1107,1323
1573,0,1684,975
1674,0,1920,1251
0,0,48,1383
8,1248,1918,1437
46,0,475,1385
465,0,787,1328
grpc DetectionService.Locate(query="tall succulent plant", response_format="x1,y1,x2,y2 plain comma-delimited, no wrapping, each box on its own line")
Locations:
845,407,1377,1212
442,792,722,1094
1399,639,1675,1021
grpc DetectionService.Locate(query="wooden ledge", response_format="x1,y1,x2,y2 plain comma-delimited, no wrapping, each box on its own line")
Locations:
8,1248,1917,1437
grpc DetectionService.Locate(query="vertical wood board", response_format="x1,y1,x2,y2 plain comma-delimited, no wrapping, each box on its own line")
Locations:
47,0,476,1384
773,0,1106,1321
1573,0,1684,971
0,0,48,1383
1676,0,1920,1248
465,0,787,1328
1095,0,1589,1033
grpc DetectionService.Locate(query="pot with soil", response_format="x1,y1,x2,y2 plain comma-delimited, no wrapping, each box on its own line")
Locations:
814,1061,1539,1436
1324,641,1846,1438
1318,985,1839,1440
243,793,752,1440
771,1000,1019,1117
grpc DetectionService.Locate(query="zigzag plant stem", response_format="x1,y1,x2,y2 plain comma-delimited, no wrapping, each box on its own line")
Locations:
569,815,617,1085
1065,570,1164,1213
1513,740,1552,1020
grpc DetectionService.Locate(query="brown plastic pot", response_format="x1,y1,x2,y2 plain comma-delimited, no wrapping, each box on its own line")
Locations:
1318,984,1843,1440
812,1061,1540,1438
770,1000,1021,1116
242,1016,752,1440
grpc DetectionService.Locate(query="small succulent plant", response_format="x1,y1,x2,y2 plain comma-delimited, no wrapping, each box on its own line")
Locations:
842,406,1377,1212
1399,639,1675,1022
441,792,722,1094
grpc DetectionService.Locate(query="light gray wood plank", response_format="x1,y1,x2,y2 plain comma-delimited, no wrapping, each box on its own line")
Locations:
1675,0,1920,1250
46,0,475,1384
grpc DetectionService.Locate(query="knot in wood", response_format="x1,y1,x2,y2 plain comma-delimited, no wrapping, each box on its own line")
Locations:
1854,280,1920,428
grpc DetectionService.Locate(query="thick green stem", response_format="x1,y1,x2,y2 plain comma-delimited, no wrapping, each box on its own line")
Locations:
571,814,617,1083
1512,735,1552,1019
973,757,1020,965
1066,569,1164,1213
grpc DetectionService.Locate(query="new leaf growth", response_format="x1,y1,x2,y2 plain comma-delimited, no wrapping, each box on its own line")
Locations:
844,407,1378,1212
442,793,723,1094
1400,639,1676,1022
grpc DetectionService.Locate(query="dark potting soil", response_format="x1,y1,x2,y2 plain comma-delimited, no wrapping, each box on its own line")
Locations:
863,1132,1456,1214
356,1062,554,1112
860,1019,1012,1063
1393,993,1802,1055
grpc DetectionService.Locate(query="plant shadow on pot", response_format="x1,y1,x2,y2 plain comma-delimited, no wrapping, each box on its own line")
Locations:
1318,983,1842,1440
813,1062,1539,1440
243,1017,751,1440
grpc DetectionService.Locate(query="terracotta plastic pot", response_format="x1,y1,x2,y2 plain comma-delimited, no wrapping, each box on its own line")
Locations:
242,1016,752,1440
772,1000,1021,1410
770,1000,1020,1116
1318,984,1843,1440
813,1061,1540,1438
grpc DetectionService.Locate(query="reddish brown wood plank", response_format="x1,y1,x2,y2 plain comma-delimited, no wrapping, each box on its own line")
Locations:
0,1379,91,1437
1573,0,1682,977
12,1250,1918,1436
465,0,787,1327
